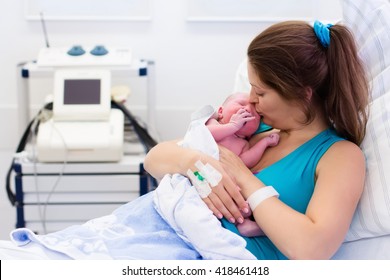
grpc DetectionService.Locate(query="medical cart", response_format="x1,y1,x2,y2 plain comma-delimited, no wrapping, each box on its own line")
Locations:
10,55,157,234
12,154,150,234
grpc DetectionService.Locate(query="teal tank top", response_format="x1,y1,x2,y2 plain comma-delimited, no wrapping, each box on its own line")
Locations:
221,128,344,259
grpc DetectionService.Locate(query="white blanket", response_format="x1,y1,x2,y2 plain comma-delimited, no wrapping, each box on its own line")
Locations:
154,173,256,259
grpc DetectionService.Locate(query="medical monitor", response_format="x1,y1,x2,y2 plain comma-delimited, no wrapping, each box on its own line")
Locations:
53,69,111,121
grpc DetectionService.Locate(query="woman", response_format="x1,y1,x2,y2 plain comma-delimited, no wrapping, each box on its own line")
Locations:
144,20,369,259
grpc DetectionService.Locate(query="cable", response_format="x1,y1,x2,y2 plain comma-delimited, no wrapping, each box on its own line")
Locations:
29,115,46,232
29,117,68,234
6,101,158,206
110,100,158,153
6,102,53,206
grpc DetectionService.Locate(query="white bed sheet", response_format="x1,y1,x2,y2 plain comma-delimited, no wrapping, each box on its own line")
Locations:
332,235,390,260
0,240,70,260
2,235,390,260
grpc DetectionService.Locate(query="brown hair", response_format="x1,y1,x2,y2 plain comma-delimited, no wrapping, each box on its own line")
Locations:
247,21,369,145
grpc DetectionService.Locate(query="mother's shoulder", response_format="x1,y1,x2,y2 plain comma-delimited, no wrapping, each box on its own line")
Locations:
319,140,365,170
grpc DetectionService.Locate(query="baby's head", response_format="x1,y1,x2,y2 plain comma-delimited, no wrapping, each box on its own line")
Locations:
218,92,261,137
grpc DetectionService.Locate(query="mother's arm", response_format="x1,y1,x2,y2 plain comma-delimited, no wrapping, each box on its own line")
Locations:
144,140,248,223
219,141,365,259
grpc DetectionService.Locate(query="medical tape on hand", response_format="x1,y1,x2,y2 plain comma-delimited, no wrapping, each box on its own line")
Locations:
186,169,211,198
194,160,222,187
246,186,279,212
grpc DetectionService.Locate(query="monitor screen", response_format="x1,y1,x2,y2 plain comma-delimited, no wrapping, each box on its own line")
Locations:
63,79,101,105
53,69,111,121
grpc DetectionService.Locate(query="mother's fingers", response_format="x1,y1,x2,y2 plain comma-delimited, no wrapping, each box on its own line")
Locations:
223,180,248,214
196,153,247,223
210,185,245,224
217,165,249,217
204,191,237,223
202,196,223,220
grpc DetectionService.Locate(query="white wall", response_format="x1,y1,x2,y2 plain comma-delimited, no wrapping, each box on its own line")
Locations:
0,0,271,149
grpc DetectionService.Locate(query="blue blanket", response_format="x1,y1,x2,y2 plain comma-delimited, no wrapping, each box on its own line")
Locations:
12,192,201,259
11,178,255,259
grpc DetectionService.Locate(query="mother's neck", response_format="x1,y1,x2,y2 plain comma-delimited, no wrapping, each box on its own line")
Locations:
279,111,329,142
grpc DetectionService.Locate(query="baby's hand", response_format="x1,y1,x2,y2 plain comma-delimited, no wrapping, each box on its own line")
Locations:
230,108,256,128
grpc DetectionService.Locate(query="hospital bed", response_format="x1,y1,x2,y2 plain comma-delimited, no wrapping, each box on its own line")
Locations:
1,0,390,260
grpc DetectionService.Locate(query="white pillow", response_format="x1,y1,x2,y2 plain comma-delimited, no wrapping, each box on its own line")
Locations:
233,58,251,93
341,0,390,241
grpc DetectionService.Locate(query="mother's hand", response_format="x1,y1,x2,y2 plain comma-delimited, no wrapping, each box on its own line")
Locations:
201,147,250,224
219,145,255,185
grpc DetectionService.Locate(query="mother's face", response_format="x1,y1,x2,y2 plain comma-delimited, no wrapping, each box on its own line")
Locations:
247,63,307,130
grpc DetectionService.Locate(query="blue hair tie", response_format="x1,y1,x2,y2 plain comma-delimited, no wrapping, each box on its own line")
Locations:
313,20,333,48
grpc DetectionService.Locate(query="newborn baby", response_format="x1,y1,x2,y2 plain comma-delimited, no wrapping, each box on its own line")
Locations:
206,92,279,237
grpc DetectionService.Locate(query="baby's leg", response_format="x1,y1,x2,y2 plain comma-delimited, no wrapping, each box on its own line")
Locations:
237,218,264,237
237,208,264,237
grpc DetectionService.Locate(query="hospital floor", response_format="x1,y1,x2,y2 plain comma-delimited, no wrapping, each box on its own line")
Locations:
0,149,17,240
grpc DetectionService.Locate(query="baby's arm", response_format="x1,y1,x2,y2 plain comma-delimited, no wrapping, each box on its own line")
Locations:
239,133,279,168
206,108,255,142
206,118,241,142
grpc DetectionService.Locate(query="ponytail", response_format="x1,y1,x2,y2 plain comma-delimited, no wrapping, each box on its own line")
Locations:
326,25,369,145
